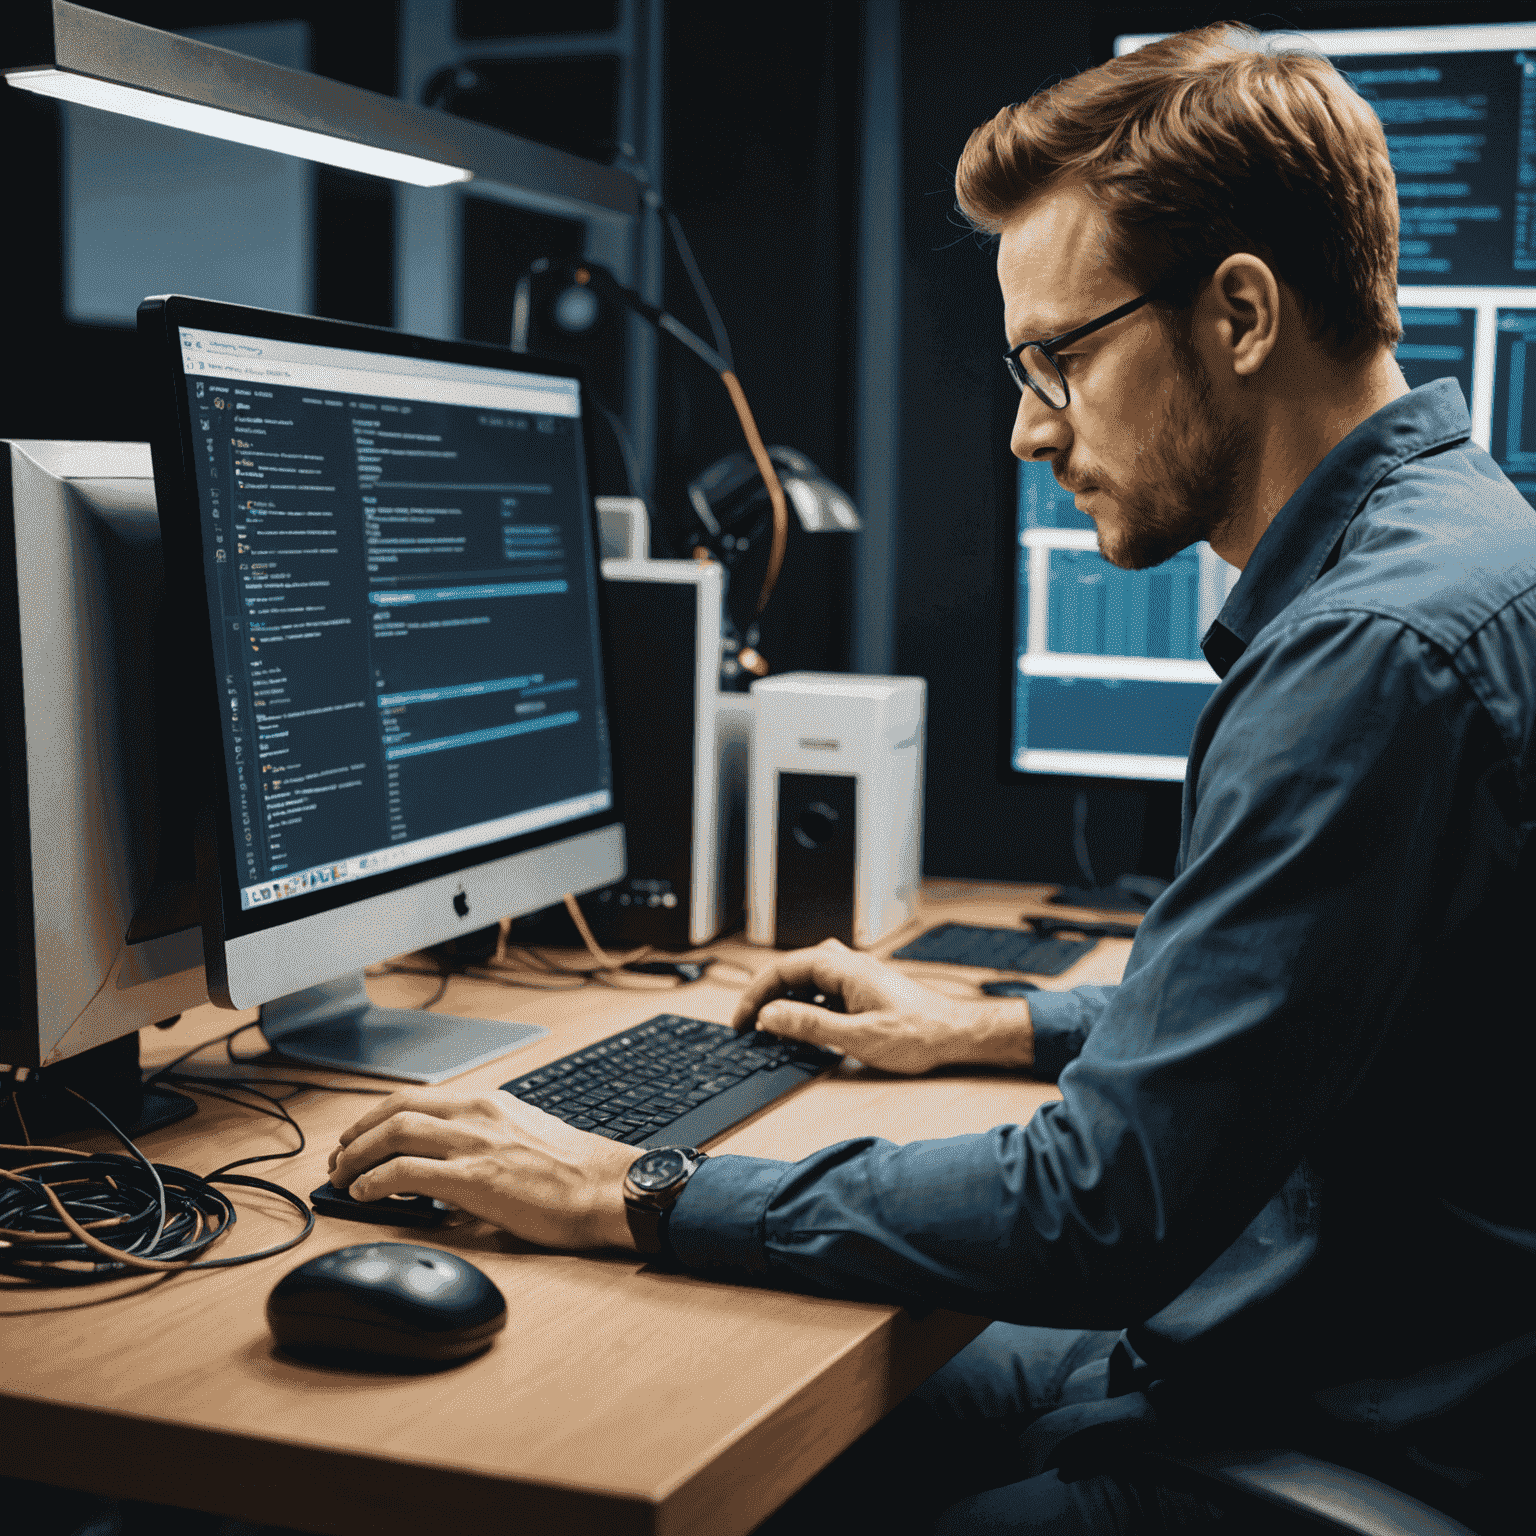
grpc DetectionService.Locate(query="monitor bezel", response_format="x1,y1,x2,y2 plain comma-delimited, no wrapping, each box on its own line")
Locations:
138,293,627,965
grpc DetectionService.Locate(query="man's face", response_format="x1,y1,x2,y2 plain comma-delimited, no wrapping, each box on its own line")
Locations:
998,184,1247,569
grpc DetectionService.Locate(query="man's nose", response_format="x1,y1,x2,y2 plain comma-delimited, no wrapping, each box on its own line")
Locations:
1011,388,1070,464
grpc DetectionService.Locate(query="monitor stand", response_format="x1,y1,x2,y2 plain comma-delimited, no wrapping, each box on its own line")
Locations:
258,973,548,1085
1,1034,198,1145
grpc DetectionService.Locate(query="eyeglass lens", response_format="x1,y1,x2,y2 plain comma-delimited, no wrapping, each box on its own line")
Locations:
1009,345,1068,408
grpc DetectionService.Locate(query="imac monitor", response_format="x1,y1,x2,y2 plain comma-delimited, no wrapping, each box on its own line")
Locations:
138,295,624,1080
1010,19,1536,784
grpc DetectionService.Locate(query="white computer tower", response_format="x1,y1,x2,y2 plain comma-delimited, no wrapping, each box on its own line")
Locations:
747,673,925,950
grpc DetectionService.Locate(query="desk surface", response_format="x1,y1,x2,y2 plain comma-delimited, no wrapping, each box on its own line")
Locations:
0,884,1132,1536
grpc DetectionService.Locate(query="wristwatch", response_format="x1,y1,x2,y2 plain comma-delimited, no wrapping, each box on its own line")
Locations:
623,1146,709,1255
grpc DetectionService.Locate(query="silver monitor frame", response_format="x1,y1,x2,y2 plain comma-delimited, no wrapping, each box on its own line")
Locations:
3,439,207,1068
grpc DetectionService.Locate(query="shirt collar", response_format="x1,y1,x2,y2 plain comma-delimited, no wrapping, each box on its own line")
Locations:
1200,378,1472,678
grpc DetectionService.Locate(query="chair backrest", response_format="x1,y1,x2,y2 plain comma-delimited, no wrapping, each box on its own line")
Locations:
1132,1448,1481,1536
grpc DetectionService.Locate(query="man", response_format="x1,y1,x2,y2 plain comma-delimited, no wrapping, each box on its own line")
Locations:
330,26,1534,1533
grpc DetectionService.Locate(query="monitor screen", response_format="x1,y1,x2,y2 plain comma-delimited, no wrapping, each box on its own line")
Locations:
143,296,623,1012
1011,464,1234,780
1009,20,1536,783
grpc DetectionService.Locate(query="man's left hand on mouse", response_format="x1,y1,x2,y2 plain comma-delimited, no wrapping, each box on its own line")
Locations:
329,1089,639,1252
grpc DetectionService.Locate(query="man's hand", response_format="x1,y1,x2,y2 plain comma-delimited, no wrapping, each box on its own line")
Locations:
327,1088,639,1251
733,939,1034,1075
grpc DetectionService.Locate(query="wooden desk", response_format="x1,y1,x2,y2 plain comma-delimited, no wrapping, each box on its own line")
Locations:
0,883,1131,1536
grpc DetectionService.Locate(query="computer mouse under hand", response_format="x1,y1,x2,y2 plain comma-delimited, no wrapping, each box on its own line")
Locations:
267,1242,506,1365
775,985,847,1013
980,980,1040,998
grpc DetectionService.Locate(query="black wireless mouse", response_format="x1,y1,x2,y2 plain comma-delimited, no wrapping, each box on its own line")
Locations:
267,1242,507,1365
981,979,1040,998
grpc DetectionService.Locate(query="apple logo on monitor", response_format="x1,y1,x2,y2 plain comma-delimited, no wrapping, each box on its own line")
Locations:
453,890,470,918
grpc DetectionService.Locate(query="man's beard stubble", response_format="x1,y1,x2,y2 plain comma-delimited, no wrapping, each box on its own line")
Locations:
1065,341,1249,572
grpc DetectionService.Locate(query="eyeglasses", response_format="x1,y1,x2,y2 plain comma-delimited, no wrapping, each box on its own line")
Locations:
1004,289,1160,409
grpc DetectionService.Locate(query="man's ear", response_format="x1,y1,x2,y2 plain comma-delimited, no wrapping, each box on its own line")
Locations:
1202,253,1281,379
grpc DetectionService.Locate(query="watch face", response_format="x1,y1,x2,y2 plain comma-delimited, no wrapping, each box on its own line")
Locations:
630,1148,689,1191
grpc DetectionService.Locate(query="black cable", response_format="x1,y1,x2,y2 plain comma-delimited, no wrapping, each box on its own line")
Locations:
1072,791,1098,889
501,944,652,989
184,1076,391,1098
664,207,734,371
0,1086,313,1283
162,1075,306,1177
612,144,735,371
142,1019,267,1089
226,1021,270,1067
595,396,646,500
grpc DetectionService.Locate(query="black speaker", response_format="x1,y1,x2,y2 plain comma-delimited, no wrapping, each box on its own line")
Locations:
772,771,857,951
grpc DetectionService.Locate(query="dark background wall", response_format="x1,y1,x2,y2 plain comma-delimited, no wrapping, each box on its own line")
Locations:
6,0,1530,892
654,1,862,680
891,0,1125,888
2,2,401,444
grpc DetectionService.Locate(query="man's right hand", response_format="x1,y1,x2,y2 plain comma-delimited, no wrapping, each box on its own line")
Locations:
732,939,1035,1076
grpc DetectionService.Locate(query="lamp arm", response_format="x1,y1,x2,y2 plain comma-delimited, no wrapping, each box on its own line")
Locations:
607,280,729,375
599,274,790,621
513,254,791,627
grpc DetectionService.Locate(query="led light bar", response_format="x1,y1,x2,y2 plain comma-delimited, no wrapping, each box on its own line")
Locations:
7,67,472,188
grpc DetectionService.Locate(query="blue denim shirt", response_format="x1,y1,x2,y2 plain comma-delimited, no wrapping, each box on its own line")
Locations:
670,380,1536,1496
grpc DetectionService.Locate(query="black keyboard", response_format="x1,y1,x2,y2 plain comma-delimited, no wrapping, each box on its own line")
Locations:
892,923,1096,976
501,1014,838,1149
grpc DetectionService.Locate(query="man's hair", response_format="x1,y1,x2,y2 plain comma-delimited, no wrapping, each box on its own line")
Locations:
955,24,1401,357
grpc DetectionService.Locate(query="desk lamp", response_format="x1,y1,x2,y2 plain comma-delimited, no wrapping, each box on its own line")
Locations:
5,2,639,211
516,250,863,686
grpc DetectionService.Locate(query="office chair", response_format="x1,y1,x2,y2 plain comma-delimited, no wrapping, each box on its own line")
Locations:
1102,1445,1482,1535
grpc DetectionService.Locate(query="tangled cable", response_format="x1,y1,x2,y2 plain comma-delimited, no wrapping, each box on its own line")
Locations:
2,915,754,1283
0,1083,313,1283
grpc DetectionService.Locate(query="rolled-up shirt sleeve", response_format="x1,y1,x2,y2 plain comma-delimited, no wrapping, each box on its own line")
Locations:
667,611,1489,1327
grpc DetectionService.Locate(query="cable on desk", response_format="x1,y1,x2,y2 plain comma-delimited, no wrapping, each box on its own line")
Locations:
372,953,591,993
495,894,752,990
141,1019,267,1089
203,1076,392,1099
416,965,453,1012
147,1021,396,1104
0,1085,313,1283
366,898,760,1001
